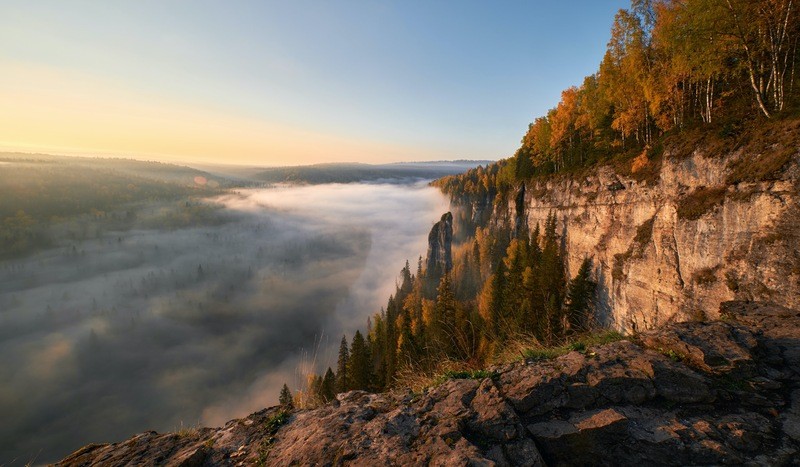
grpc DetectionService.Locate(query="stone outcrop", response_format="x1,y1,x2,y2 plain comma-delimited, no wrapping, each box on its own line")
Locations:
59,301,800,466
426,211,453,279
485,147,800,333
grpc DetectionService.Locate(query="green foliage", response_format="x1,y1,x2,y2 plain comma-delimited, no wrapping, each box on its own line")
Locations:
303,0,800,396
320,368,336,402
335,336,349,393
566,258,597,333
660,348,685,363
0,155,226,259
257,409,291,465
347,330,371,391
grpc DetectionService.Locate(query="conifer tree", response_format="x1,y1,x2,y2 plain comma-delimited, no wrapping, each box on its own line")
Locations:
348,330,371,391
321,367,336,401
279,383,293,409
566,258,597,333
335,335,349,393
432,274,458,356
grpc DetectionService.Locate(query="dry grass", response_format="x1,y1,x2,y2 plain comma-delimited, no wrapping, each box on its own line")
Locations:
393,358,477,394
520,331,626,361
727,118,800,184
727,146,797,184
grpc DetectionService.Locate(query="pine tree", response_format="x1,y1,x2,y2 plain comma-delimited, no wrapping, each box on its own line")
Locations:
321,367,336,401
336,335,349,393
432,274,458,356
279,383,293,409
348,330,371,391
566,258,597,333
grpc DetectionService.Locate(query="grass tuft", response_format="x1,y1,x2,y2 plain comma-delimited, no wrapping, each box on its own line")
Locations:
522,331,626,361
257,410,291,465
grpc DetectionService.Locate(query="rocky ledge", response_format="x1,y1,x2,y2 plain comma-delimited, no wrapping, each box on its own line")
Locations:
59,301,800,466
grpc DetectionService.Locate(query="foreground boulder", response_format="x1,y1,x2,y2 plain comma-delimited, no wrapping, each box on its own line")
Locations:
58,301,800,466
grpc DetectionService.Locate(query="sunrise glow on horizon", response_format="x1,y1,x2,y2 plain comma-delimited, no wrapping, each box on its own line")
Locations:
0,1,628,166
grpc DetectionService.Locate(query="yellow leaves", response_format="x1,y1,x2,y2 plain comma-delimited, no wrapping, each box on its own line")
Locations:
631,147,650,173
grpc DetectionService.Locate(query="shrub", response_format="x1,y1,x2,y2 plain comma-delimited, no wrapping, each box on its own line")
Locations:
692,266,720,287
612,253,627,281
630,216,655,259
677,187,727,220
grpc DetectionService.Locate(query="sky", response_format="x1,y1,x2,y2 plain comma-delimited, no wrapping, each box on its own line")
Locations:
0,1,630,166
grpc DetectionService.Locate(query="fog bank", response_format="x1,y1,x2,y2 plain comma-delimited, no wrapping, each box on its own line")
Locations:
0,181,448,465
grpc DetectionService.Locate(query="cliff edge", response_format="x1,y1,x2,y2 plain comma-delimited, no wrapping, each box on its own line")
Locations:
456,126,800,333
59,301,800,466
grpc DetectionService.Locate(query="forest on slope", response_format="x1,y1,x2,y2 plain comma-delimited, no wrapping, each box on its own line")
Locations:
293,0,800,405
0,154,230,260
437,0,800,198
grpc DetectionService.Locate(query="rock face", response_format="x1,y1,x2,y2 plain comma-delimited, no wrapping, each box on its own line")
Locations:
59,301,800,466
426,211,453,279
487,148,800,333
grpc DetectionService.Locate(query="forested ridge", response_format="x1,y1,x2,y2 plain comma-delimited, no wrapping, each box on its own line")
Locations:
437,0,800,198
0,155,226,259
292,0,800,404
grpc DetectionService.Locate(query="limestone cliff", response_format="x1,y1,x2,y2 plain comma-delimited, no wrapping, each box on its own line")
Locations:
58,301,800,466
426,211,453,280
470,143,800,333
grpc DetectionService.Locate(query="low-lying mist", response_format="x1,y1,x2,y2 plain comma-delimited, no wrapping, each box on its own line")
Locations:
0,181,448,465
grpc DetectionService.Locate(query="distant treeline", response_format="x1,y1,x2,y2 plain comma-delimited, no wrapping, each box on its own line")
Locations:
0,156,225,259
253,161,493,185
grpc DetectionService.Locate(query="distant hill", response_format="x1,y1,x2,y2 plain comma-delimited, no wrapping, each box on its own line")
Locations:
250,161,494,184
0,152,233,187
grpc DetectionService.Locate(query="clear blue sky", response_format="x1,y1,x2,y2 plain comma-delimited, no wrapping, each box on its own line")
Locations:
0,1,630,165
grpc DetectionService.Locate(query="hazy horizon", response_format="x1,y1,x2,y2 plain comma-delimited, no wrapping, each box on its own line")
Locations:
0,1,628,166
0,150,494,169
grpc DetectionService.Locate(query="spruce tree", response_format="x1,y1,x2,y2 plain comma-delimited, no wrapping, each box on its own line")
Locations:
566,258,597,333
279,383,293,409
321,367,336,401
433,274,457,356
348,330,371,391
335,335,349,393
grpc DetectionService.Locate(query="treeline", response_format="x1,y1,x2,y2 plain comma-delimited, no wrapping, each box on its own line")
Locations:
436,0,800,197
0,160,224,259
294,214,596,403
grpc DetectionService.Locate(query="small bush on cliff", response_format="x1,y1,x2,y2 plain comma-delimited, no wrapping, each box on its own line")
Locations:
677,187,727,220
692,266,720,287
257,409,291,465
